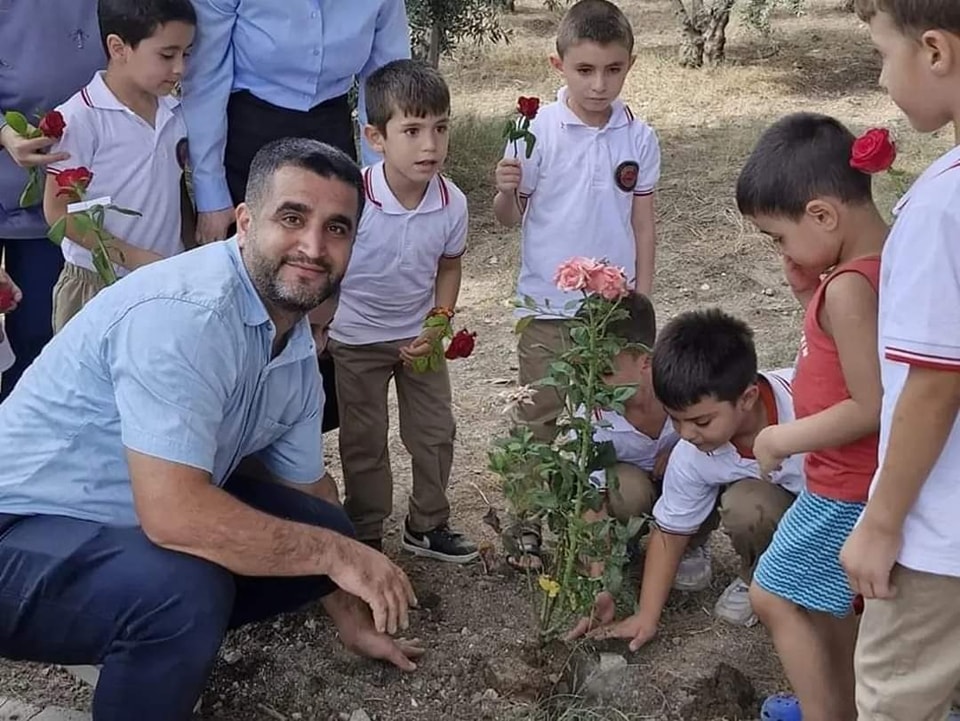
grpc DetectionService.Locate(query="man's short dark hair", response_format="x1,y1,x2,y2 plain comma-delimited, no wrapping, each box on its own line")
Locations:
99,0,196,52
556,0,635,57
652,308,757,411
245,138,364,222
365,59,451,133
607,292,657,349
736,112,874,220
855,0,960,35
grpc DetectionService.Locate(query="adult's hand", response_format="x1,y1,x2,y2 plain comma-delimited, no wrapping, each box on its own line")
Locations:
195,207,235,244
840,517,901,600
326,537,418,635
323,590,426,671
0,125,69,169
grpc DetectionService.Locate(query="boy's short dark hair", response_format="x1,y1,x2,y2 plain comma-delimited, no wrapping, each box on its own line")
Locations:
735,112,873,220
652,308,757,411
365,59,451,133
855,0,960,35
607,292,656,349
556,0,635,57
99,0,196,52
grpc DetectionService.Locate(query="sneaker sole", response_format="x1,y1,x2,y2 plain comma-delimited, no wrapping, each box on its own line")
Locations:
401,539,479,564
672,576,712,592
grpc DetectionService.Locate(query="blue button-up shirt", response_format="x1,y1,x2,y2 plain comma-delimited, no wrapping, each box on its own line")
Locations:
0,239,325,526
0,0,104,238
181,0,410,213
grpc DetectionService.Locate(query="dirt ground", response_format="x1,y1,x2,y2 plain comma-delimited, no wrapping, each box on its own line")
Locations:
1,0,955,719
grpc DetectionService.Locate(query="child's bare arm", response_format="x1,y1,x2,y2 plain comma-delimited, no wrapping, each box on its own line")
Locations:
43,175,162,270
434,254,462,311
631,194,656,296
785,273,879,448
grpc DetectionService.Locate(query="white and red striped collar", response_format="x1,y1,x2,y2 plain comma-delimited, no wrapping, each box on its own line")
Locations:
80,71,181,114
362,161,449,215
893,144,960,216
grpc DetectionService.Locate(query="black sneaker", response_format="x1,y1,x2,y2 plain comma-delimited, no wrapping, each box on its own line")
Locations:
401,520,479,564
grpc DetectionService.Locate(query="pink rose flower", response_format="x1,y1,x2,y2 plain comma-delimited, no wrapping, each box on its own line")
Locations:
586,265,628,300
554,256,601,292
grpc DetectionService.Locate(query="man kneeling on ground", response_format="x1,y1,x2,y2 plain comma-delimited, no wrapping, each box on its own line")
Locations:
0,138,422,721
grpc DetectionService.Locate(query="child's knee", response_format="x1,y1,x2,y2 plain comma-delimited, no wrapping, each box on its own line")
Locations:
607,463,656,522
749,581,794,624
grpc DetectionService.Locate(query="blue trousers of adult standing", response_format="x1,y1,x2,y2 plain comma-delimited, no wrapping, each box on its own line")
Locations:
0,473,355,720
0,237,63,401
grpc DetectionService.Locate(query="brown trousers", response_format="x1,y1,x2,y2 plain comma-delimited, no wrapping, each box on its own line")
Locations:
514,318,571,442
855,565,960,721
52,262,107,334
328,339,454,541
611,465,794,582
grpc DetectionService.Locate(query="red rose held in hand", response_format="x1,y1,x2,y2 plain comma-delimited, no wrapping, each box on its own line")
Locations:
38,110,66,139
445,329,477,360
55,166,94,199
517,96,540,121
850,128,897,174
0,285,15,313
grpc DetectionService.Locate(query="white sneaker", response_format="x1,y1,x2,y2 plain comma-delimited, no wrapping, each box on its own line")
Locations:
673,545,712,592
714,578,758,627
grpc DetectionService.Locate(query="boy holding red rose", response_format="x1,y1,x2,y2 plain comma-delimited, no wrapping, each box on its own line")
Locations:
327,59,478,564
841,2,960,720
43,0,196,332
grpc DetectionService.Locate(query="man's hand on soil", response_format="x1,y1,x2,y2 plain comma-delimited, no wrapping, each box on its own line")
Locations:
324,590,425,672
565,591,616,642
326,537,418,634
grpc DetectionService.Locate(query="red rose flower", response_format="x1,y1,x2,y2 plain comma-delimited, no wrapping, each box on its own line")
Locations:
38,110,66,139
850,128,897,174
0,285,15,314
516,96,540,121
445,329,477,360
55,166,94,199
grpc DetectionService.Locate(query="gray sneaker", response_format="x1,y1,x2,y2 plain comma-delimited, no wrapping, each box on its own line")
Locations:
714,578,758,627
673,545,712,592
401,520,479,564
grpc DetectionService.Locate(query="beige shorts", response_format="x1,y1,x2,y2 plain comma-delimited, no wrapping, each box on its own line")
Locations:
52,262,108,334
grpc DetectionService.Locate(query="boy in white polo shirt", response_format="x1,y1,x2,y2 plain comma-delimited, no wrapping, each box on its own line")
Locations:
579,293,712,591
569,309,804,647
43,0,195,332
839,4,960,720
328,59,477,564
492,0,660,445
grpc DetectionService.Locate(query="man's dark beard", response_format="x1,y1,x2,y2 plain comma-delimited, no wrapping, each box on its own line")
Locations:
248,248,340,313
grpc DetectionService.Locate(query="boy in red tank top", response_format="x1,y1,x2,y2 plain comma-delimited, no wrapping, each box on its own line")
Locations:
735,112,887,721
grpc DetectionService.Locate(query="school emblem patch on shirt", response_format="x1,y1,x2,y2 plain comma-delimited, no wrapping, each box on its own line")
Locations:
615,160,639,192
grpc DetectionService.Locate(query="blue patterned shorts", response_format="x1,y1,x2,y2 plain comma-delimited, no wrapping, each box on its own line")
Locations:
754,489,865,617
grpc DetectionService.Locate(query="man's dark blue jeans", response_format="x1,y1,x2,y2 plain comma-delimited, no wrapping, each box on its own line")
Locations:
0,473,354,720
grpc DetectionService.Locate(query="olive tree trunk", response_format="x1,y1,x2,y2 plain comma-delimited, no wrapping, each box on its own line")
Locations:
671,0,737,68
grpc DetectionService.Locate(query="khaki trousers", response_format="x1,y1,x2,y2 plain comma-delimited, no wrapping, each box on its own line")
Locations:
328,339,454,541
613,468,793,578
52,262,107,333
855,565,960,721
515,318,571,442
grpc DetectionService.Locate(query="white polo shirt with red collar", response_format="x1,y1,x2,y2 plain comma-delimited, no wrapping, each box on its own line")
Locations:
48,71,186,277
653,369,804,535
872,144,960,578
330,161,468,345
505,86,661,317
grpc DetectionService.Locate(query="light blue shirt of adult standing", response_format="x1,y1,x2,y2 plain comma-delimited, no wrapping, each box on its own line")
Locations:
0,240,325,526
182,0,410,214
